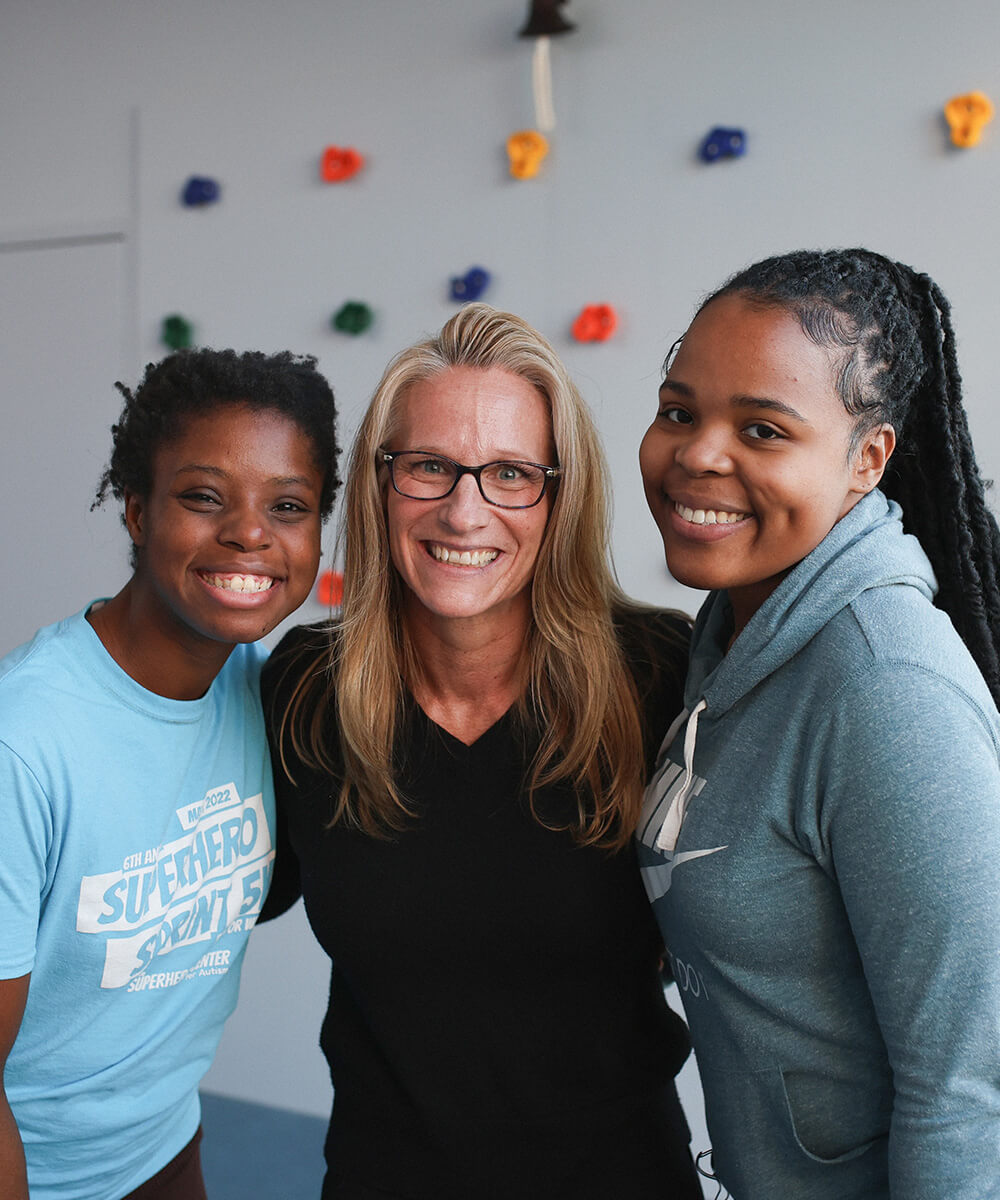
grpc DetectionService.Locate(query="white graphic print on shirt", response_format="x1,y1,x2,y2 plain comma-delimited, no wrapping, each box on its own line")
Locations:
635,755,725,901
76,781,273,989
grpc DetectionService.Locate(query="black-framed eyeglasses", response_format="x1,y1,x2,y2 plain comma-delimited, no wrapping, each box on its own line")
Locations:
380,450,560,509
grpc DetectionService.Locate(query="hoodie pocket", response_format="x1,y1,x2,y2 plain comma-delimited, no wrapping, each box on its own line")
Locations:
779,1068,889,1163
700,1063,888,1195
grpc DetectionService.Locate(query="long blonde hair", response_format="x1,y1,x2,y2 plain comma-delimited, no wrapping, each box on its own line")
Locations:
280,303,674,849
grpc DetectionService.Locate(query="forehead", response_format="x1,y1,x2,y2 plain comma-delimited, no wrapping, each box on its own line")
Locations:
394,366,553,458
151,404,321,478
670,293,841,406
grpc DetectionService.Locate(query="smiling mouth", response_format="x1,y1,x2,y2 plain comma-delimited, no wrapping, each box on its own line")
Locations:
427,543,499,567
199,572,276,594
674,502,749,526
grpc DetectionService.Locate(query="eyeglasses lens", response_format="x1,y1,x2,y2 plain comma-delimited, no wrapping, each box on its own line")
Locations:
391,453,546,507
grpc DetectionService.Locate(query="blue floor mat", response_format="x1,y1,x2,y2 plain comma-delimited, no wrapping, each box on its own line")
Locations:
199,1091,327,1199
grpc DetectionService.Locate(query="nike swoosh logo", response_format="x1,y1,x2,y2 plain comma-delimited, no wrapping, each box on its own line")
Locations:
640,846,728,902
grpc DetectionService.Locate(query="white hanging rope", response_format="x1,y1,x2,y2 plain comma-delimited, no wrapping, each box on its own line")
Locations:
532,36,556,132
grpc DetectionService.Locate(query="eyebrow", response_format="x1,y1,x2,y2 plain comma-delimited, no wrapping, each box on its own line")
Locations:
173,464,316,487
659,379,811,426
408,446,542,463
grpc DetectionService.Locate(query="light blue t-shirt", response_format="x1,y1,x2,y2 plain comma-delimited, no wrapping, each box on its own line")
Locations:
0,607,275,1200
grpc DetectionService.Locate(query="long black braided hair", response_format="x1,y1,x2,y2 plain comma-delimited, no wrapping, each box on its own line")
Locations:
700,247,1000,704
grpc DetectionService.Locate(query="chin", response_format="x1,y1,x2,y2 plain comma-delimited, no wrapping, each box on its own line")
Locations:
183,610,275,646
661,557,720,594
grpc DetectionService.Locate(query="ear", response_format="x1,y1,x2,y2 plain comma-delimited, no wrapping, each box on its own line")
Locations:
123,489,147,549
851,423,896,494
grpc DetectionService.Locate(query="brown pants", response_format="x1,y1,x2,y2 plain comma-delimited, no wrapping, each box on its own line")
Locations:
122,1127,207,1200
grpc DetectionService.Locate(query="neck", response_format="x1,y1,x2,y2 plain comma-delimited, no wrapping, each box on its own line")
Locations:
402,597,531,743
87,582,234,700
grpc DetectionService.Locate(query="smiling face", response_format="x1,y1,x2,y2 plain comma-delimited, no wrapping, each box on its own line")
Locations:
639,293,893,632
126,403,324,650
384,366,555,637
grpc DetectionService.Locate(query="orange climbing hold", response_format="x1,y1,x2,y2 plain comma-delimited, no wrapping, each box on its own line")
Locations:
506,130,549,179
572,304,618,343
316,570,344,607
944,92,994,148
321,146,365,182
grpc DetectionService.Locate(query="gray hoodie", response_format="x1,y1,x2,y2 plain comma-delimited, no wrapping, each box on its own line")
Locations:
637,490,1000,1198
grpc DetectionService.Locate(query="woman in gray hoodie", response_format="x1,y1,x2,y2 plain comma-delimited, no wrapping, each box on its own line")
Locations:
637,248,1000,1199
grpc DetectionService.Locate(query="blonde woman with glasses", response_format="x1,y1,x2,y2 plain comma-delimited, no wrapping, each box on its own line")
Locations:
261,304,700,1200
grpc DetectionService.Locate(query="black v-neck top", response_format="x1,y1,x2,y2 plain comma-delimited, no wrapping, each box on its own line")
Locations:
261,609,700,1200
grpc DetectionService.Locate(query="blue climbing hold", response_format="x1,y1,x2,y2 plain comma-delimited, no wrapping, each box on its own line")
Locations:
181,176,221,206
698,128,746,163
449,266,492,302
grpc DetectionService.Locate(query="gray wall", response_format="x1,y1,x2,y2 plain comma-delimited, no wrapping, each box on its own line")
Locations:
5,0,1000,1179
6,1,1000,633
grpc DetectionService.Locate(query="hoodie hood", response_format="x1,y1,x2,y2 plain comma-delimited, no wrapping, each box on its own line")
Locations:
684,489,936,717
649,490,937,853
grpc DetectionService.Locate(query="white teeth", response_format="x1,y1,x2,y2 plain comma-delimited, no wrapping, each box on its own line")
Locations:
429,544,499,566
203,573,275,593
674,503,747,526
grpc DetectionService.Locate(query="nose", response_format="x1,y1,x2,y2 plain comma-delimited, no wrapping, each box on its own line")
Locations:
674,424,733,476
218,505,270,551
436,473,491,530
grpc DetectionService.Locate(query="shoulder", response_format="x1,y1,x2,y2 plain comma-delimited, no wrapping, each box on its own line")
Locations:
0,613,116,792
261,622,343,804
218,639,269,693
851,583,977,669
260,621,336,714
613,603,691,681
0,611,91,721
801,595,1000,786
810,655,1000,871
816,586,998,729
613,603,692,765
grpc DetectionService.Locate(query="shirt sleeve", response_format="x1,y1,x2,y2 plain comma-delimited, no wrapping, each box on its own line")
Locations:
615,608,691,777
259,784,301,922
813,663,1000,1197
0,742,52,978
257,629,315,922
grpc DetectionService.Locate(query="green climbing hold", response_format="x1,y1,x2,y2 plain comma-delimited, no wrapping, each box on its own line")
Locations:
161,314,194,351
332,301,374,336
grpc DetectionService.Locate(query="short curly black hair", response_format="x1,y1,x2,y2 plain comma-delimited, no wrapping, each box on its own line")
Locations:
93,347,341,521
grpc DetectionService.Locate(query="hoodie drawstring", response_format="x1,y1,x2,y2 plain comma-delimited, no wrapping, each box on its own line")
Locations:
655,698,707,853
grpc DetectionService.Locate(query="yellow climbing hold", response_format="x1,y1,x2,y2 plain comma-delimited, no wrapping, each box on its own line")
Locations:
944,91,995,148
507,130,549,179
